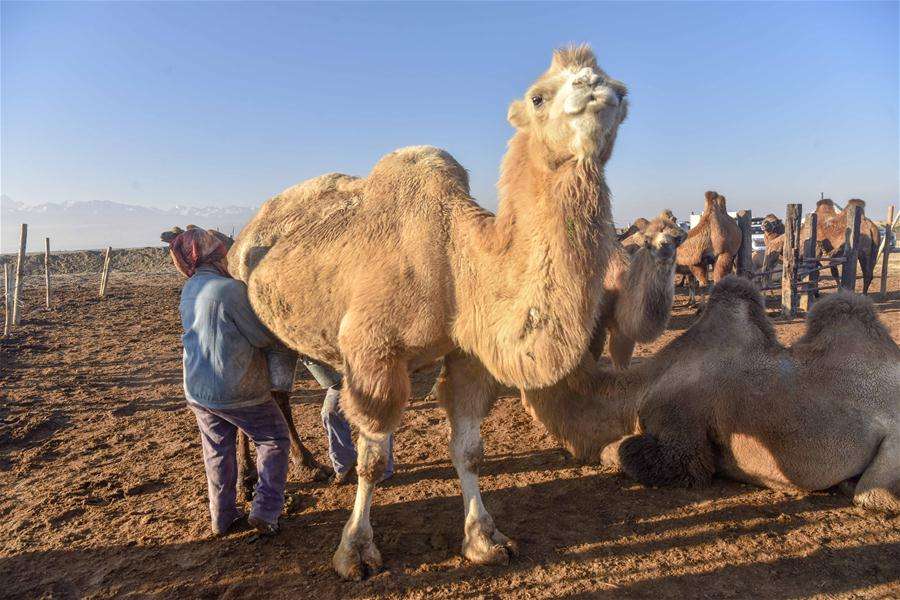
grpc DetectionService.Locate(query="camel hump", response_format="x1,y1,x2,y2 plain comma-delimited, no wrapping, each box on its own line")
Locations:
845,198,866,210
368,145,470,196
709,275,765,309
801,291,898,353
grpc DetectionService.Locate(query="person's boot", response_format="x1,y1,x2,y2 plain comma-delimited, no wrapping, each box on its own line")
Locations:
248,515,280,536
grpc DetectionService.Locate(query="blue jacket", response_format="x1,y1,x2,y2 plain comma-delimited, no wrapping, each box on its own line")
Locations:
179,266,293,409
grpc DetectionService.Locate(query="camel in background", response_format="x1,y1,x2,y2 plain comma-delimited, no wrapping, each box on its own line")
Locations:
590,215,686,368
228,46,630,579
522,276,900,513
813,199,881,294
675,191,742,304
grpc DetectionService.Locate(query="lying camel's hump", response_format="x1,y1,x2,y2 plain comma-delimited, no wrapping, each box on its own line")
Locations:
229,145,472,365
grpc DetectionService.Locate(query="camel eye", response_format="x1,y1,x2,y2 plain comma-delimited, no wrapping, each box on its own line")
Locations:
531,95,543,107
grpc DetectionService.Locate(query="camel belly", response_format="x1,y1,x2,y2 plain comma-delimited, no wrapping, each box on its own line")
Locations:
717,430,876,492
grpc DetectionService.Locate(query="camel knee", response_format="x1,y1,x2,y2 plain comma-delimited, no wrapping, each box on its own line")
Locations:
451,430,484,474
355,433,390,483
341,357,410,435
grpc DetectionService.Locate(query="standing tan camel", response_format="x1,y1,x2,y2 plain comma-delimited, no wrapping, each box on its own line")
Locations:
589,215,686,368
522,276,900,512
814,199,881,294
228,46,630,578
675,191,742,303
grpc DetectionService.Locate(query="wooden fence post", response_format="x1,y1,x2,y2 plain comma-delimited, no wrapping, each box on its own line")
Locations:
11,223,27,325
840,204,861,291
799,213,818,312
880,205,895,299
99,246,112,298
736,210,753,278
781,204,801,317
44,237,51,309
3,263,10,337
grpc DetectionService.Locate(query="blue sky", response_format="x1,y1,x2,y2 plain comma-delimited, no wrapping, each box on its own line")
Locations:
2,1,898,226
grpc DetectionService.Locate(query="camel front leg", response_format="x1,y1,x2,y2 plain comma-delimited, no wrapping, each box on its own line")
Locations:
438,351,517,565
332,349,409,580
712,253,735,283
333,431,390,579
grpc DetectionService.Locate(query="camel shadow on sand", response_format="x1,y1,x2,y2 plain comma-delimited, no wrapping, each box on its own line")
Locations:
4,460,893,599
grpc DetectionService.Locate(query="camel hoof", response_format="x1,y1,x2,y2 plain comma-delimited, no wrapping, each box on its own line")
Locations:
462,527,518,566
333,538,383,580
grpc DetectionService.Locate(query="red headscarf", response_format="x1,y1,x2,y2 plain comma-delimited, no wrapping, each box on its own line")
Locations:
168,227,231,278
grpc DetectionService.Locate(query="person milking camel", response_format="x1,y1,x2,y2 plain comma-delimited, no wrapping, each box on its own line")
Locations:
167,226,293,536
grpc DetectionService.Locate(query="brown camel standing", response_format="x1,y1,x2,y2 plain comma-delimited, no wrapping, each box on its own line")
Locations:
589,215,686,368
675,191,742,303
229,46,630,578
814,199,881,294
758,213,784,284
522,276,900,513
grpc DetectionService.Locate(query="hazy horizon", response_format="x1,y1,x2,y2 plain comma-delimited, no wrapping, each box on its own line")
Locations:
2,1,898,248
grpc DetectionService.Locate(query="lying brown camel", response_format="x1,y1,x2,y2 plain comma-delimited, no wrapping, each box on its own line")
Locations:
229,46,630,578
589,215,686,368
522,276,900,513
160,226,330,497
675,191,742,304
814,199,882,294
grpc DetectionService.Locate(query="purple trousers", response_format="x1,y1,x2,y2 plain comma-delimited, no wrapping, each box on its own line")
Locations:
189,400,290,532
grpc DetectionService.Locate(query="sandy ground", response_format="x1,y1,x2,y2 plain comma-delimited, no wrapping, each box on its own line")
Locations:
1,268,899,599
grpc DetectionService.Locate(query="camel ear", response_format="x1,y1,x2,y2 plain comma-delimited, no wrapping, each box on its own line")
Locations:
507,100,529,129
704,191,717,202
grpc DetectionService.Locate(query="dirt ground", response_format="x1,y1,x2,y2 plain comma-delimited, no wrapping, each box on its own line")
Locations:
1,268,899,599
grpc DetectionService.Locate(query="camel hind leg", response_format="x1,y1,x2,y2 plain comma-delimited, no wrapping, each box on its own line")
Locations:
850,435,900,513
438,350,517,565
332,347,410,580
236,431,256,502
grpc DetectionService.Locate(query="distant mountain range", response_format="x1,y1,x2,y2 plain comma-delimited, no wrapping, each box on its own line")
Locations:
1,196,257,253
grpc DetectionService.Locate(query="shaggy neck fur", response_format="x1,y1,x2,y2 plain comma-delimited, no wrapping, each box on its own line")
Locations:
451,131,613,389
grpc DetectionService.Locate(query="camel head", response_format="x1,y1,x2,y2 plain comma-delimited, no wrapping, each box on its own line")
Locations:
762,214,784,236
507,45,628,166
633,214,687,262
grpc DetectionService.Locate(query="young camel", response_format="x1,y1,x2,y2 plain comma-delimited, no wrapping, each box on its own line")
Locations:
814,199,882,294
675,191,742,303
522,276,900,512
589,215,686,368
228,46,630,579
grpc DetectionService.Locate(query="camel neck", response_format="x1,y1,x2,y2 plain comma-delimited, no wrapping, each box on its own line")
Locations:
449,133,615,389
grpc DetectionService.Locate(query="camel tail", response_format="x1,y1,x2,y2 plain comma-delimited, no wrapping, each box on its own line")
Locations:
617,433,714,488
